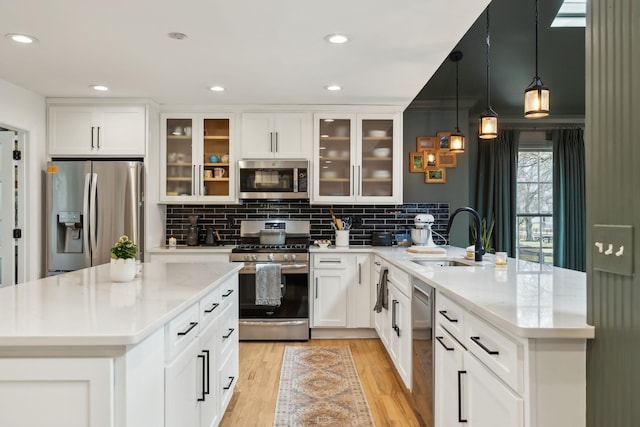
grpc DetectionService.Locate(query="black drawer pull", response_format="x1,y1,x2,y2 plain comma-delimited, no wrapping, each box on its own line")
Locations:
222,328,235,339
222,289,234,297
470,336,500,355
439,310,458,323
204,303,219,313
435,336,454,351
177,321,198,336
223,376,235,390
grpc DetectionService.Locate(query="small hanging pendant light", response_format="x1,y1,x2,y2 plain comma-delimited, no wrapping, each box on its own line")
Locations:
449,51,465,153
524,0,550,118
479,7,498,139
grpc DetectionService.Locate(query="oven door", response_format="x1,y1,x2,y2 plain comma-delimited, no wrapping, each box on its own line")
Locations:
236,262,310,340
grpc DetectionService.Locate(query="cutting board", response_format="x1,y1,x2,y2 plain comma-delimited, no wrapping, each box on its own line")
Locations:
406,246,447,254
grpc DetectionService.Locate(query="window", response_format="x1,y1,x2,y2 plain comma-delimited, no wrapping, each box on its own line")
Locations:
516,141,553,268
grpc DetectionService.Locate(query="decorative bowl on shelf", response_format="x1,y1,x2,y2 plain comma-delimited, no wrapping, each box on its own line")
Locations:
372,147,391,158
208,154,220,163
369,130,387,137
372,169,391,179
321,170,338,179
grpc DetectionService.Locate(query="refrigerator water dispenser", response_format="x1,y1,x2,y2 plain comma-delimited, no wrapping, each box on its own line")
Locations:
57,211,82,253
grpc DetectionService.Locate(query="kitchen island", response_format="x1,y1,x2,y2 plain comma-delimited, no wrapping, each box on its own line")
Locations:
0,261,242,427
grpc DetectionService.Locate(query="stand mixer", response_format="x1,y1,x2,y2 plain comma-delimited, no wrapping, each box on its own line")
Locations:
411,214,436,247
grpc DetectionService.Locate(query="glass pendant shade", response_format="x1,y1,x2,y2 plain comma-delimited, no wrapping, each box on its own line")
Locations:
449,131,465,153
524,77,550,118
479,107,498,139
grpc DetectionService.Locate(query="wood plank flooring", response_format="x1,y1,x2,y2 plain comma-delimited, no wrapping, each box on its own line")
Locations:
220,339,424,427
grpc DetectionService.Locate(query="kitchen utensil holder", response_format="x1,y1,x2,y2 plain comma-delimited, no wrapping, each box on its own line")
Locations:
335,230,349,247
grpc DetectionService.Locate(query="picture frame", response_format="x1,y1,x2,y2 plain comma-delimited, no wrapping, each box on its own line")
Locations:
409,152,425,172
424,150,438,168
416,136,438,151
436,131,452,151
437,151,457,168
425,168,446,183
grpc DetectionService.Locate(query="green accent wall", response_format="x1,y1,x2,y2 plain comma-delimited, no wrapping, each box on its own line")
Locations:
586,0,640,425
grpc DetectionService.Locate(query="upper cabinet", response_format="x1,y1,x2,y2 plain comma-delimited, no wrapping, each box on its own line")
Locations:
240,112,311,159
160,113,236,203
48,104,146,157
312,113,401,204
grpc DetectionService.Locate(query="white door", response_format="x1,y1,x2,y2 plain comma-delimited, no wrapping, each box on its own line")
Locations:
0,131,18,286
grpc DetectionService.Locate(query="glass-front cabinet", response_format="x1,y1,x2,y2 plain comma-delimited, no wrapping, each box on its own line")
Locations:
160,113,235,203
312,113,401,204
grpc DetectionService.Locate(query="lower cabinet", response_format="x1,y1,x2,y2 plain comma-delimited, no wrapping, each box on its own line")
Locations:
312,253,371,328
165,337,202,427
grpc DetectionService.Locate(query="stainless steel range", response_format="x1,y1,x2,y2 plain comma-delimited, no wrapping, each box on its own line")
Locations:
230,220,310,341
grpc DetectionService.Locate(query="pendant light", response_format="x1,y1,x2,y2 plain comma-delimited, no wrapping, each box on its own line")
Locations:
449,51,465,153
479,7,498,139
524,0,550,118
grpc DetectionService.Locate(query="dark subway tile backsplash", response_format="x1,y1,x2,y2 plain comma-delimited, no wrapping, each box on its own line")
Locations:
165,200,449,246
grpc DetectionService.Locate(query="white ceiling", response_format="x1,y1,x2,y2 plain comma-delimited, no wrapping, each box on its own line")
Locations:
0,0,489,108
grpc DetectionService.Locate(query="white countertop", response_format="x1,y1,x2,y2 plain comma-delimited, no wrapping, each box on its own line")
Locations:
0,262,242,347
311,245,594,339
148,245,234,253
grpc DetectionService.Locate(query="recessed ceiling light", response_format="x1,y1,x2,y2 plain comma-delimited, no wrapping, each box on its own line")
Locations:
324,34,349,44
91,85,109,91
168,32,188,40
325,85,342,91
6,33,38,44
209,86,225,92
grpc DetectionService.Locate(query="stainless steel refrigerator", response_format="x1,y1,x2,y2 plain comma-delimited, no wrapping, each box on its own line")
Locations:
46,160,144,275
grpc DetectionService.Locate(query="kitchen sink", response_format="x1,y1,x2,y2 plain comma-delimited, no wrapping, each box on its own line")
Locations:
410,259,474,267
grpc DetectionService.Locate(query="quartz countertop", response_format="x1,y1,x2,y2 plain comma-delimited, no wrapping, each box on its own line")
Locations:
0,262,242,347
311,245,594,339
148,245,235,253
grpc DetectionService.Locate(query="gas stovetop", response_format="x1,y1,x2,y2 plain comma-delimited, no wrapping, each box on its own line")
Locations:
232,243,309,253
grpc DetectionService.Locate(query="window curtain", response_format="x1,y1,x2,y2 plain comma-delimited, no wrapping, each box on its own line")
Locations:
474,130,517,256
553,128,586,271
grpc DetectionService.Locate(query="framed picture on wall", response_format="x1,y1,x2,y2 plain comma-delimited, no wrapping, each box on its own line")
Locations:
437,151,457,168
424,150,438,168
425,168,446,183
416,136,438,151
436,131,452,151
409,152,425,172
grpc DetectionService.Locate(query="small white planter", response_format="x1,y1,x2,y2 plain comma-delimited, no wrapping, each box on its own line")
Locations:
110,258,136,282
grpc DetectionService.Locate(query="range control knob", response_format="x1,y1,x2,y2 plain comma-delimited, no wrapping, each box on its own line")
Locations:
268,253,274,261
252,255,258,261
283,254,289,261
244,255,251,261
291,254,297,261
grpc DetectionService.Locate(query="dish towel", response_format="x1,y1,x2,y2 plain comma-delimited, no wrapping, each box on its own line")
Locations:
373,267,389,313
255,263,282,306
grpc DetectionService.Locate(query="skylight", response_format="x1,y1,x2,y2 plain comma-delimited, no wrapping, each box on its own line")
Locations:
551,0,586,27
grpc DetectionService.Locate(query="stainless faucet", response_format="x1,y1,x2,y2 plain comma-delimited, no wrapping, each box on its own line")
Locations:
446,207,485,261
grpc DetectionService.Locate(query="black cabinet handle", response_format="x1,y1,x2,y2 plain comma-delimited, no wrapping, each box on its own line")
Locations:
392,300,400,336
203,350,210,395
96,127,100,149
197,354,206,402
222,328,235,339
90,126,95,148
458,370,467,422
439,310,459,323
222,289,234,297
177,321,198,336
435,336,454,351
223,376,235,390
470,336,500,355
204,302,219,313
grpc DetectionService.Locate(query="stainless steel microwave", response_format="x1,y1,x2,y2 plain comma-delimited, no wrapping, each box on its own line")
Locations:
238,160,309,199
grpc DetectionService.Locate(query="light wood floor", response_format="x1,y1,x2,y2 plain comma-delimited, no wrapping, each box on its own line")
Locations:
220,339,424,427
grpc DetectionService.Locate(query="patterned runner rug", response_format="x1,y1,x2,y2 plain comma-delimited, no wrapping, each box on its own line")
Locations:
274,346,375,426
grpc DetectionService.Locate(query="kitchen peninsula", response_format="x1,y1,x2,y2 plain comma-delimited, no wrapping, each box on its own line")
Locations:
0,262,241,427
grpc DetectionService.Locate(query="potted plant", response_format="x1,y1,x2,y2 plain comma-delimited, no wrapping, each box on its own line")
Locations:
110,235,137,282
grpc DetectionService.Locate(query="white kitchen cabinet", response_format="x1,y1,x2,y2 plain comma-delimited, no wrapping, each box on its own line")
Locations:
48,104,146,156
147,250,231,264
160,113,236,203
165,337,201,427
312,253,372,328
373,257,390,348
0,357,113,427
312,113,402,204
240,112,311,159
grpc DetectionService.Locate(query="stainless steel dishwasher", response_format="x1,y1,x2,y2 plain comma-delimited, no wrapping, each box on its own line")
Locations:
411,277,434,426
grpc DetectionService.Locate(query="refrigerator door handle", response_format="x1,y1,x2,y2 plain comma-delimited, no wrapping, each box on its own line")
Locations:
89,172,98,261
83,172,92,265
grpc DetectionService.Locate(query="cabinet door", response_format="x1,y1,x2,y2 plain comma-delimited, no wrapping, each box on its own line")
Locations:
241,113,275,158
434,326,465,427
165,337,201,427
357,114,400,203
313,114,357,202
0,357,113,427
313,268,348,327
373,260,390,349
272,113,311,158
463,352,524,427
48,106,95,155
202,116,234,201
97,106,146,155
162,115,197,201
199,320,220,427
389,285,412,388
346,254,371,328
